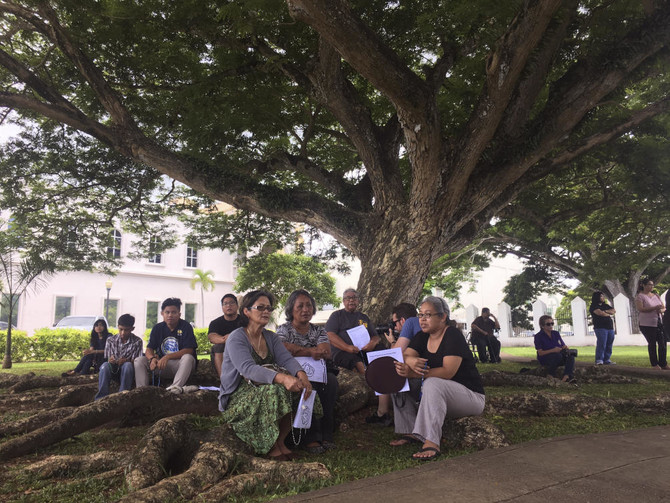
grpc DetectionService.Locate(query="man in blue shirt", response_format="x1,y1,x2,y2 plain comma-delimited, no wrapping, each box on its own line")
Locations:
134,297,198,393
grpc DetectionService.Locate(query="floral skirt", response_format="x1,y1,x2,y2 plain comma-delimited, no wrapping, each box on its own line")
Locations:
222,379,322,454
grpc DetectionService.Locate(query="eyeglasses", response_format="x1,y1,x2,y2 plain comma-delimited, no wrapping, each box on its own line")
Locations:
544,322,554,326
391,319,400,326
250,305,274,312
417,313,439,320
343,296,358,301
222,302,237,307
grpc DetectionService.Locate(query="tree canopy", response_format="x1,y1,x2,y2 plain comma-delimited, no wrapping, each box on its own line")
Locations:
1,0,669,319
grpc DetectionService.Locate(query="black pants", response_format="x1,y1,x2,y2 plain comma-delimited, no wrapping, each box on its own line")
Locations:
640,325,667,367
294,372,339,445
472,335,501,363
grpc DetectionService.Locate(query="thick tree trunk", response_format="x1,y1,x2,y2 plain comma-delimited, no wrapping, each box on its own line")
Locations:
357,218,439,322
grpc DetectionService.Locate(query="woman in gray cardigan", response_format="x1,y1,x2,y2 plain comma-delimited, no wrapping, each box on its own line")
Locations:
219,290,313,460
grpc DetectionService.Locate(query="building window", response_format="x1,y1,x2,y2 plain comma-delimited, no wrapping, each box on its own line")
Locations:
54,296,72,325
146,301,159,329
108,230,122,258
0,293,19,327
184,303,196,325
104,299,118,327
186,246,198,268
148,237,162,264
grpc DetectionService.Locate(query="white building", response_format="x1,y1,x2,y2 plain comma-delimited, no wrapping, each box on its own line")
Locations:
8,228,238,335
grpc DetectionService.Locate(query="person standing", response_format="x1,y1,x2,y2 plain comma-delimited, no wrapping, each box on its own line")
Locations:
470,308,501,363
589,291,616,365
134,297,198,392
95,314,143,400
635,278,667,370
208,294,242,376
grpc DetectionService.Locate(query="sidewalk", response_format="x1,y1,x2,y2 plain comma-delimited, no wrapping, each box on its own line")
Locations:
278,425,670,502
278,355,670,502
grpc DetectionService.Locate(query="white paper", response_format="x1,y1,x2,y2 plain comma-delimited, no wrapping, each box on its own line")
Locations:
198,386,220,391
347,324,371,350
294,356,327,383
366,347,409,395
293,388,316,429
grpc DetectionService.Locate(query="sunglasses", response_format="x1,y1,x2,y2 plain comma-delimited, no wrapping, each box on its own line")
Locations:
544,322,554,326
250,305,274,312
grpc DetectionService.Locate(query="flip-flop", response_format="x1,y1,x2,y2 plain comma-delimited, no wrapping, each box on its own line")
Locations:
412,446,441,461
269,453,289,462
389,435,422,447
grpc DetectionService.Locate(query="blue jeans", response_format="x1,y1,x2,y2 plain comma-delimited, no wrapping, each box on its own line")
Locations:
95,361,135,400
594,328,615,363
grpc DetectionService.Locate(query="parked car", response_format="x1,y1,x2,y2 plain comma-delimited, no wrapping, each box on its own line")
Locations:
0,321,17,330
54,315,107,331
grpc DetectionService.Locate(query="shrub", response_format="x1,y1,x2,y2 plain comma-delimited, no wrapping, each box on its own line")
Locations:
32,328,90,361
0,331,30,362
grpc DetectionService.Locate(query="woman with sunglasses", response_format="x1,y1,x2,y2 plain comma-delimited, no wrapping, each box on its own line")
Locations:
218,290,316,461
390,296,485,461
534,315,576,382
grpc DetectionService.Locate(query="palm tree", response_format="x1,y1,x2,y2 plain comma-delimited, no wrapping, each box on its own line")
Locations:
190,269,215,327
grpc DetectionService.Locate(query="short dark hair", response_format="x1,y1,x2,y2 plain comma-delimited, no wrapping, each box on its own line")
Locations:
284,289,317,322
117,313,135,327
481,307,490,315
539,315,553,328
591,291,603,305
161,297,182,311
221,293,238,305
392,302,417,320
238,290,275,327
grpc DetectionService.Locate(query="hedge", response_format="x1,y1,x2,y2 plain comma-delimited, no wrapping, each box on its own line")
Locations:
0,327,213,362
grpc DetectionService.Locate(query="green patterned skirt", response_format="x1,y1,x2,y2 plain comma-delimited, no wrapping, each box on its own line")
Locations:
222,379,323,454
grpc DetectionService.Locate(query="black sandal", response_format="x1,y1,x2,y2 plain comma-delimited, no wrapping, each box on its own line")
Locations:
412,446,441,461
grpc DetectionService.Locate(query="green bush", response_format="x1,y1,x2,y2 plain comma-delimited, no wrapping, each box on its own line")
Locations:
32,328,90,361
0,331,30,362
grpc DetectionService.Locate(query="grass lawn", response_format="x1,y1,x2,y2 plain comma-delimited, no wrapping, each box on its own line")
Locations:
2,347,670,502
502,345,653,368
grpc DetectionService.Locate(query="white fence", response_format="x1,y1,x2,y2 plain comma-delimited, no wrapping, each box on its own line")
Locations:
464,291,668,348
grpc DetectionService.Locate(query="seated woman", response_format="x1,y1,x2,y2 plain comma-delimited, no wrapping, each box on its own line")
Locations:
276,289,339,454
390,296,485,461
218,290,318,461
63,318,110,376
534,315,576,382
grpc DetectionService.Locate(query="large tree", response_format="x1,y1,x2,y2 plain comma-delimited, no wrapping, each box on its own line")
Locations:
1,0,669,320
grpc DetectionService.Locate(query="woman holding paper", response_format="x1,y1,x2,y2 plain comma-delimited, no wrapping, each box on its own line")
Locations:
218,290,318,461
390,296,485,461
277,289,339,454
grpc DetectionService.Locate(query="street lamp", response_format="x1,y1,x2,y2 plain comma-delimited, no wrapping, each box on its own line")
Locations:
105,280,112,322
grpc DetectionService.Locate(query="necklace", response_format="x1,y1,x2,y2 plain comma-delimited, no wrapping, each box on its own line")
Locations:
248,329,264,355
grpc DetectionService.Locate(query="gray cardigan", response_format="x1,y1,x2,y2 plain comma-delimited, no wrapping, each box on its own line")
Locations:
218,327,304,411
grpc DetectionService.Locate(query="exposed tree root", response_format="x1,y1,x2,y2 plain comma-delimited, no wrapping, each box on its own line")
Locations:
443,415,510,450
22,450,125,478
6,373,98,393
0,407,76,437
0,387,219,460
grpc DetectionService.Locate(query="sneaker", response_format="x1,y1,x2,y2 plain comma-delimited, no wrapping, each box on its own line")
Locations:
166,385,183,394
182,385,200,393
604,361,616,365
365,412,393,426
595,361,603,365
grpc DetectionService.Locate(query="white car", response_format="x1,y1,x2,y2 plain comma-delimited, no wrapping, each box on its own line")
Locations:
54,315,107,331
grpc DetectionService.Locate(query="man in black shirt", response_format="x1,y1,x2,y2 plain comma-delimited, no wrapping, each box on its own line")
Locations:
470,307,501,363
208,294,242,376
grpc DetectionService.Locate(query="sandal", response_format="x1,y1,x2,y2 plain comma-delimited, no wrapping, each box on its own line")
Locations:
62,370,77,377
412,446,441,461
269,453,289,462
389,435,421,447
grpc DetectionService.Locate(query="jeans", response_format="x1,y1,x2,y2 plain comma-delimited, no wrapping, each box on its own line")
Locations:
74,353,105,374
95,361,135,400
542,351,575,379
640,325,667,367
594,328,615,363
